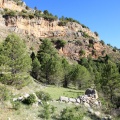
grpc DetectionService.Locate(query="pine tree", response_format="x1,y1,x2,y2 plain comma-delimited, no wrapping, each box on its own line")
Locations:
37,39,63,85
68,64,91,89
0,34,31,86
100,60,120,103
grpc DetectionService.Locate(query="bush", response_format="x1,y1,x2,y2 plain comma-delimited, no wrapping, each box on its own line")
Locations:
29,14,34,19
88,43,93,48
82,32,90,38
39,102,56,119
21,10,27,13
12,101,21,110
55,40,66,48
92,50,96,55
0,85,9,101
6,10,17,16
59,107,85,120
36,91,51,101
22,94,36,105
100,40,105,45
113,48,117,52
94,31,99,36
26,6,29,10
58,21,67,26
81,24,89,29
19,12,28,18
79,49,86,56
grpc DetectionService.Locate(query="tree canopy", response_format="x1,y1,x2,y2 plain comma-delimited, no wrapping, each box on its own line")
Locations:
0,34,31,87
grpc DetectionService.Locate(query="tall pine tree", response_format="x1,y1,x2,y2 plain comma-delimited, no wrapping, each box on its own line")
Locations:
0,34,31,86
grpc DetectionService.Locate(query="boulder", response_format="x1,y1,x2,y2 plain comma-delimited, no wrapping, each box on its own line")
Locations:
24,93,30,98
69,98,76,103
76,98,81,103
13,98,17,101
84,102,90,108
59,96,69,102
85,88,98,99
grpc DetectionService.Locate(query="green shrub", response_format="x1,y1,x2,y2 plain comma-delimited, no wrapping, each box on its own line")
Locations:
94,31,99,36
21,10,27,13
39,102,56,119
59,107,85,120
88,43,93,48
29,14,34,19
26,6,29,10
6,10,17,16
22,94,36,105
0,85,9,101
0,86,9,101
58,21,67,26
36,91,51,101
100,40,105,45
92,50,96,55
12,101,21,110
19,12,28,18
59,16,80,24
79,49,86,56
4,8,8,12
43,15,57,21
55,39,67,48
113,48,117,52
81,24,89,29
82,32,90,38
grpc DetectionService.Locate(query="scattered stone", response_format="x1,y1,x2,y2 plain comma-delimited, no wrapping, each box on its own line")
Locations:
84,102,90,108
59,96,69,102
69,98,76,103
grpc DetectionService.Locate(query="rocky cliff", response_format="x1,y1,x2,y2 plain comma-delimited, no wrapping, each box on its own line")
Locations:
0,0,120,61
0,0,99,39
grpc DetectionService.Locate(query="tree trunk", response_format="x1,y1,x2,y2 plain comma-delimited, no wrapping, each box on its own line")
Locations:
63,78,68,88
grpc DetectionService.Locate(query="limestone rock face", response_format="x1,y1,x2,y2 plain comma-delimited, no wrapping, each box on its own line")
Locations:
0,0,99,39
2,15,99,40
0,0,24,11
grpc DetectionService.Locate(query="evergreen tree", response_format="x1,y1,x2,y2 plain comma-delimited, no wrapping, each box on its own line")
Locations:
100,60,120,103
68,64,91,89
62,58,70,88
31,57,41,80
37,39,63,84
0,34,31,86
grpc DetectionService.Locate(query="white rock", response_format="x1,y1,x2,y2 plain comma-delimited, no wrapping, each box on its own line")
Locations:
76,98,80,103
69,98,76,103
84,102,90,108
18,96,24,101
13,98,17,101
94,111,101,118
24,93,30,98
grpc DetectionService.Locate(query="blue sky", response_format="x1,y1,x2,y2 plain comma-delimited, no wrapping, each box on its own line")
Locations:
23,0,120,48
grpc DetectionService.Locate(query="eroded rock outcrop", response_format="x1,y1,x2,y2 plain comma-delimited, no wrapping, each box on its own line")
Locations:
2,15,99,40
0,0,99,39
